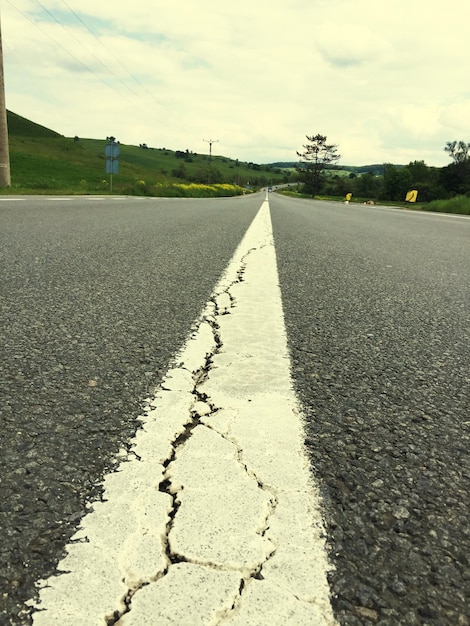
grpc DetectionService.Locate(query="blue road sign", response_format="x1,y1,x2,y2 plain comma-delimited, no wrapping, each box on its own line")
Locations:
106,159,119,174
105,143,120,158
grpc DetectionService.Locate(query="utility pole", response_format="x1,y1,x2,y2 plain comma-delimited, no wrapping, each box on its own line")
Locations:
0,15,11,187
203,139,218,184
203,138,219,162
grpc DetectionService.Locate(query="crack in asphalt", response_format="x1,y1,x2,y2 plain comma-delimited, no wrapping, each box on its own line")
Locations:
104,246,280,624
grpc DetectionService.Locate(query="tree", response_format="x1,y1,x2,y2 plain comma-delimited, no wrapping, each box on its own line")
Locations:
404,160,441,202
355,171,381,199
381,164,412,201
439,162,470,196
407,160,431,184
442,140,470,196
296,134,341,197
172,163,187,179
444,140,470,164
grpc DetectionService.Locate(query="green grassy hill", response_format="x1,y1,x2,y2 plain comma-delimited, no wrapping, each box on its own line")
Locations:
7,111,62,138
5,111,291,195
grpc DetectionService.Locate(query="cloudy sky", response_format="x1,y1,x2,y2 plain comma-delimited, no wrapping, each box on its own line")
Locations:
2,0,469,166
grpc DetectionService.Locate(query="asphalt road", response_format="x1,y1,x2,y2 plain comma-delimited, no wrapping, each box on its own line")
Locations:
0,194,261,625
269,193,469,625
1,193,469,625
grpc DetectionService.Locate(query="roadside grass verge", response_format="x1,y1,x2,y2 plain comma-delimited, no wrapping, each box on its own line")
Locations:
423,196,470,216
276,189,469,215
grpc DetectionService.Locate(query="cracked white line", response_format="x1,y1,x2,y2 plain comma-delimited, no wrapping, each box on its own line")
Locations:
29,198,336,626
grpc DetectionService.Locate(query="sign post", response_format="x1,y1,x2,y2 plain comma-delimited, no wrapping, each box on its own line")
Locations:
105,137,119,193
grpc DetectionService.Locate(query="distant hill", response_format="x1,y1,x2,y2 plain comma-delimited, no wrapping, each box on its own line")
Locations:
268,162,396,175
7,110,62,139
6,112,394,175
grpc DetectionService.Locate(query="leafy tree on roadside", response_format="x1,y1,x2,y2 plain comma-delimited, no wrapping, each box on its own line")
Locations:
441,140,470,196
404,160,441,202
407,160,430,184
381,164,412,201
439,162,470,196
296,134,341,197
444,140,470,164
355,171,382,199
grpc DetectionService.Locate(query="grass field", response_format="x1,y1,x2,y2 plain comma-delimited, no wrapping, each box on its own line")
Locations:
4,111,289,196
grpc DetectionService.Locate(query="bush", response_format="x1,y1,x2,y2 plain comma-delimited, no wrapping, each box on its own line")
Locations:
150,183,245,198
424,195,470,215
133,180,147,195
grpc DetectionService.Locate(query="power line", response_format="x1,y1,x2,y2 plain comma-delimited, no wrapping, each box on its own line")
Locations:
4,0,132,104
32,0,144,103
55,0,193,134
5,0,193,137
58,0,168,109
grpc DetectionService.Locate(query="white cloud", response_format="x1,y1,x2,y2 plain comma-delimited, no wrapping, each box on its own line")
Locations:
315,22,394,68
440,101,470,134
2,0,470,166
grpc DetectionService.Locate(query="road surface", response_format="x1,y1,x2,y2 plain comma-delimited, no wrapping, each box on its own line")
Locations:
0,193,468,625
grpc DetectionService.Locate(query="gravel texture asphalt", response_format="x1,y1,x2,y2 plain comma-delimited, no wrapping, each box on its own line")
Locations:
2,193,469,626
0,195,261,625
270,194,470,626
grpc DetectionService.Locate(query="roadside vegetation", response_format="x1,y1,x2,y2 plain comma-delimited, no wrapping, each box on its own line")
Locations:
290,133,470,215
423,196,470,215
4,111,291,196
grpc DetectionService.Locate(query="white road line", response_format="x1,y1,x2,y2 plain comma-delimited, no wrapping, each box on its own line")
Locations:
30,199,336,625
